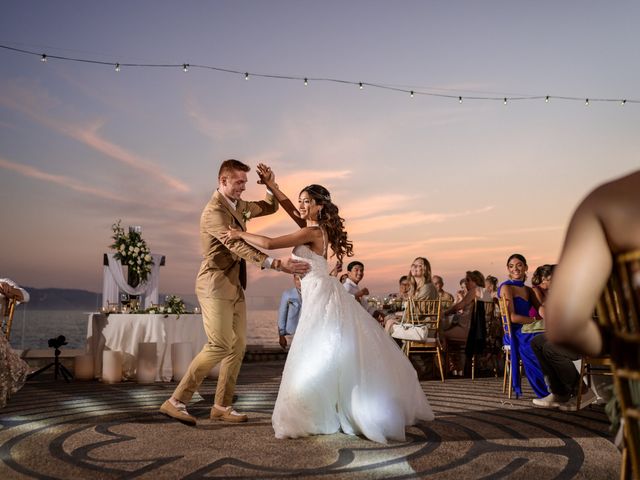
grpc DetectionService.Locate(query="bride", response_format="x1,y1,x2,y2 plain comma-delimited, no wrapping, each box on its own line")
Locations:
223,165,433,444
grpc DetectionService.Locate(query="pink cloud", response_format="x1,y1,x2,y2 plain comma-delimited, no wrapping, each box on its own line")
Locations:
0,156,125,202
0,81,190,193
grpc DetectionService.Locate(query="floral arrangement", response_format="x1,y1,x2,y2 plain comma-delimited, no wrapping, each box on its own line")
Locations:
241,209,251,222
110,220,154,285
144,295,187,317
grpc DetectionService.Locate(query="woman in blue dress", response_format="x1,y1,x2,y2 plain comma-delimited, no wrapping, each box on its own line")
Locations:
498,254,549,398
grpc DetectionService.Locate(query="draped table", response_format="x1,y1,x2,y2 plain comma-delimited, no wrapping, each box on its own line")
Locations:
86,313,207,381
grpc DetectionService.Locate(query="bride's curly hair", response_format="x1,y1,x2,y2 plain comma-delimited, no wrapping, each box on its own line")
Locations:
300,184,354,262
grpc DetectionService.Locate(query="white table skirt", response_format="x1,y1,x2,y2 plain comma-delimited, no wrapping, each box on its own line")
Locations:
86,313,207,381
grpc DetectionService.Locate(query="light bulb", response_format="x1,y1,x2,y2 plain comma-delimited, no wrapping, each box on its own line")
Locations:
245,72,249,80
304,78,308,86
503,98,507,105
585,98,589,106
459,96,463,103
359,82,363,90
621,99,626,106
41,54,47,62
410,91,414,98
115,63,120,72
545,95,549,103
183,64,189,72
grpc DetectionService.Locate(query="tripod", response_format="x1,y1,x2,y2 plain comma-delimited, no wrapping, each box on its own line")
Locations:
28,343,74,382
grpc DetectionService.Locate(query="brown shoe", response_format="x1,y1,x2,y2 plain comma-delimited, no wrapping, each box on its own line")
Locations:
159,400,196,425
210,406,248,423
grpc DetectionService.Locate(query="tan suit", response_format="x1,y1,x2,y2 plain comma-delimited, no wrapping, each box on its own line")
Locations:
173,190,278,406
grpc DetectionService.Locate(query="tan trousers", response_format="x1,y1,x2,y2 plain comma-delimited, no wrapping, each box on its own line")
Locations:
173,294,247,406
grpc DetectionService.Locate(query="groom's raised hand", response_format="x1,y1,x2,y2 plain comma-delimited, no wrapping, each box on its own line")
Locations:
256,163,275,186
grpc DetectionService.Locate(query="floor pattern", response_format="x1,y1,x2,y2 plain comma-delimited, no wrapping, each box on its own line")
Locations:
0,361,620,479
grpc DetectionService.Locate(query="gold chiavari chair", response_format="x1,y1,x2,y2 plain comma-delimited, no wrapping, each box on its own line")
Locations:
598,249,640,480
498,297,522,399
403,299,445,382
1,297,17,341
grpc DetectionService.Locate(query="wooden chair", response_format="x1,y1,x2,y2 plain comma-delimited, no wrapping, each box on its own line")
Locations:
575,354,613,410
402,299,445,382
597,249,640,480
1,297,17,341
498,297,519,399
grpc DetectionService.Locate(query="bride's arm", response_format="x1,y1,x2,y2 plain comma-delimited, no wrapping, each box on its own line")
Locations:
223,226,320,251
257,164,306,228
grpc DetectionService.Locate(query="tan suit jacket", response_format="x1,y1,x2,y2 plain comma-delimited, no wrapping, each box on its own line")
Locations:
195,190,278,300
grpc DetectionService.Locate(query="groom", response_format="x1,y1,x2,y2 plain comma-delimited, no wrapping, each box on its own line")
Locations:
160,159,309,425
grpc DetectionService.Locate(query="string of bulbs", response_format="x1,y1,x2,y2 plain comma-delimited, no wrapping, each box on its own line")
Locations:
1,44,637,106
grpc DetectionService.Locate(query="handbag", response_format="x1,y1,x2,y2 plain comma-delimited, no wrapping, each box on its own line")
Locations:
390,299,430,342
522,318,545,333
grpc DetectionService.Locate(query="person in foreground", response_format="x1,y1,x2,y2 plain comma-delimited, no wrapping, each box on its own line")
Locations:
223,167,434,444
159,159,309,426
545,169,640,357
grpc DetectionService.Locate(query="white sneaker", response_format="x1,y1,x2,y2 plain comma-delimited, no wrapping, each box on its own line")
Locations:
558,389,597,412
532,393,569,408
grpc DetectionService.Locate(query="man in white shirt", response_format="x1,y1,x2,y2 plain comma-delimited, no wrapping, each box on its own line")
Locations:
343,261,369,308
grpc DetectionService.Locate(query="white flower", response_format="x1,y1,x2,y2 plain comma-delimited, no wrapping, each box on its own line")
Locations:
167,308,172,313
129,246,134,252
137,242,142,247
144,254,151,261
242,210,251,221
137,259,141,265
120,244,125,251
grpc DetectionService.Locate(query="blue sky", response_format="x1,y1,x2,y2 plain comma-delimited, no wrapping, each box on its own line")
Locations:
1,1,638,298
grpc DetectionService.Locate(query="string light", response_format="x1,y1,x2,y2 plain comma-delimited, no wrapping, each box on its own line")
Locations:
1,44,637,107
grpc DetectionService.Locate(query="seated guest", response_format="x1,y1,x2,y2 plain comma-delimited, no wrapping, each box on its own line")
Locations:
342,261,369,308
384,276,412,332
433,275,454,306
397,275,410,301
498,254,549,399
0,278,30,409
531,264,555,318
407,257,438,301
455,278,467,305
441,271,492,376
277,275,302,349
485,275,499,300
531,334,596,410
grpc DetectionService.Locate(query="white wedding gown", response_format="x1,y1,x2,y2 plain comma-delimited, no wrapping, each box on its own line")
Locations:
272,242,434,444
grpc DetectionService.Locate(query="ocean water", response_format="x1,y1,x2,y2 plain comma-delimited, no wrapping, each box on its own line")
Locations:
9,309,281,350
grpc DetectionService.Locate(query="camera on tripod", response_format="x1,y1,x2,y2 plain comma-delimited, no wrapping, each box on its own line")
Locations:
47,335,67,349
28,334,73,382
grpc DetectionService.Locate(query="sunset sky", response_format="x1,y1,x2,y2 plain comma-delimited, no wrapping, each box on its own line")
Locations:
1,1,638,301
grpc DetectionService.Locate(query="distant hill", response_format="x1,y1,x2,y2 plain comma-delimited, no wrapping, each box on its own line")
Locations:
23,287,102,310
20,287,207,311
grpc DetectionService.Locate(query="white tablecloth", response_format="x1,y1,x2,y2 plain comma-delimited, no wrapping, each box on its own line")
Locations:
86,313,207,381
